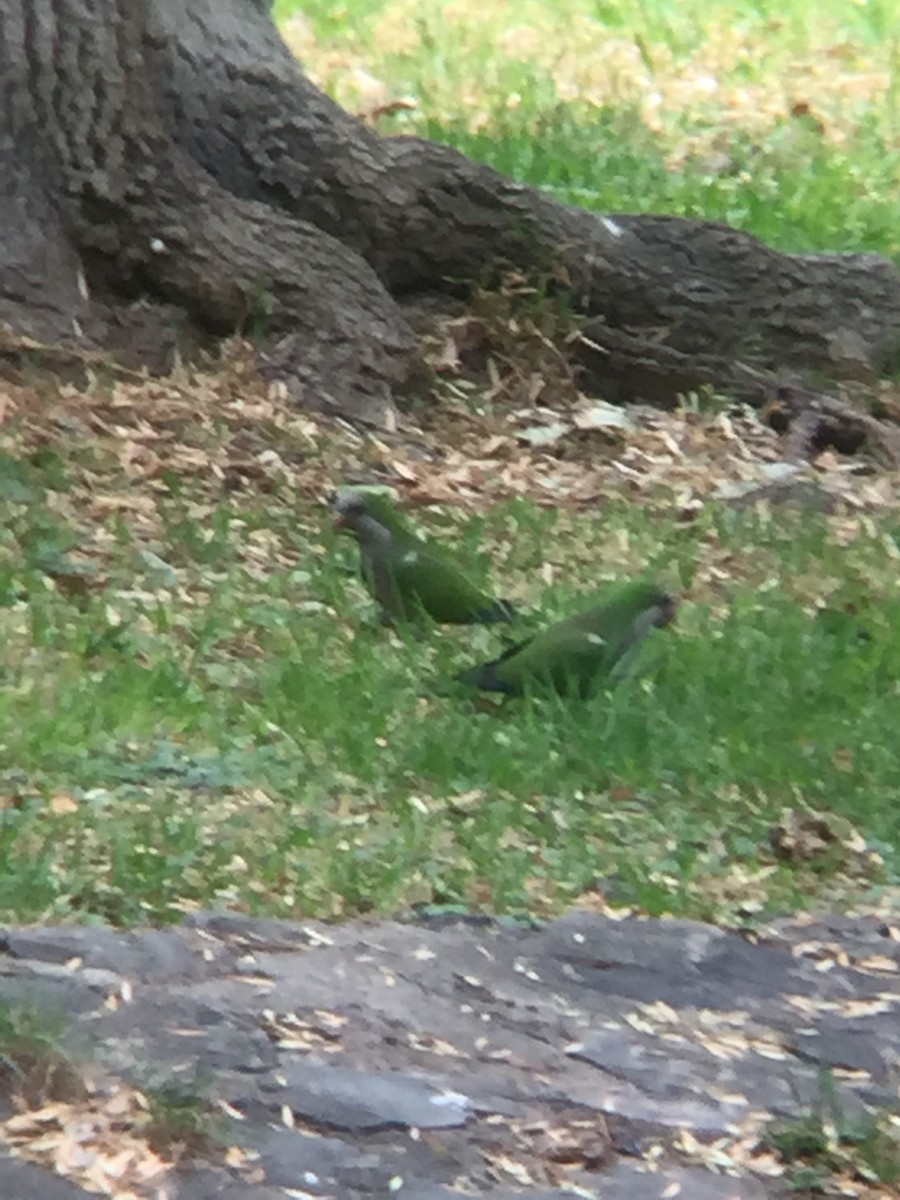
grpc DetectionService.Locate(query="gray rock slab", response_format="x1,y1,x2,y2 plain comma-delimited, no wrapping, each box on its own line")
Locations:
0,925,240,982
587,1161,771,1199
2,906,899,1196
0,1157,97,1199
269,1059,472,1130
170,1166,285,1200
252,1125,382,1183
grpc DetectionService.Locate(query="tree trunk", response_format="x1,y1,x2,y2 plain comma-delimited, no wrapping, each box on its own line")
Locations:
1,0,898,431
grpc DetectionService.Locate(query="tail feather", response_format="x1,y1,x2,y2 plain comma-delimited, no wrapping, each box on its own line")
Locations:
454,633,532,693
465,598,516,624
454,663,518,694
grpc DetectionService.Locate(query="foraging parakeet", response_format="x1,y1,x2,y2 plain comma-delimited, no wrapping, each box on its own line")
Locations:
332,487,516,625
454,580,676,698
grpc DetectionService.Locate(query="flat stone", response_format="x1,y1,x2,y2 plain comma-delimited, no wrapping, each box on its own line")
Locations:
787,1019,896,1078
253,1125,381,1181
270,1060,472,1130
0,1157,97,1199
0,926,238,982
2,907,898,1198
567,1027,750,1128
536,911,811,1008
0,970,107,1018
91,995,278,1082
184,911,326,952
586,1161,770,1199
170,1166,285,1199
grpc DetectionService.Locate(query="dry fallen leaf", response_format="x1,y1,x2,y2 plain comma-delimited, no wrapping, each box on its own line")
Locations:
571,399,635,432
49,793,80,816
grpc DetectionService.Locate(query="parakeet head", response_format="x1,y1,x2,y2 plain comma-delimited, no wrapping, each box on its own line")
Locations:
332,487,370,533
649,589,677,629
332,487,413,541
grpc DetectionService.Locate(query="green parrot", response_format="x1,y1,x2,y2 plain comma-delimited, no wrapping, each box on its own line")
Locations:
454,581,676,698
332,487,516,625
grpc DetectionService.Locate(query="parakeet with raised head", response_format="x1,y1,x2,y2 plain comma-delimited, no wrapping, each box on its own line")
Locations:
332,487,516,626
454,581,676,698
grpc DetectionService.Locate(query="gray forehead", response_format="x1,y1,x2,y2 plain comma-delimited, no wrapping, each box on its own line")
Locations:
333,488,366,512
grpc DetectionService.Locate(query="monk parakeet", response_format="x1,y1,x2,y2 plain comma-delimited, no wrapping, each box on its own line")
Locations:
332,487,515,625
454,581,676,698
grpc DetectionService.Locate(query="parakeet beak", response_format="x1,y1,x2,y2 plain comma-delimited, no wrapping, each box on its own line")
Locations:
656,595,677,628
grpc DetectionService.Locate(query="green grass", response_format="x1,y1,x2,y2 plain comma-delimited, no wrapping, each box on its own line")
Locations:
1,2,898,930
766,1069,900,1189
141,1076,228,1159
0,997,87,1108
1,439,898,927
275,0,900,257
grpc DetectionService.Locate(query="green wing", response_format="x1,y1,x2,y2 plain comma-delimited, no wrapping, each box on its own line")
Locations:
338,487,515,624
379,543,514,624
492,624,621,696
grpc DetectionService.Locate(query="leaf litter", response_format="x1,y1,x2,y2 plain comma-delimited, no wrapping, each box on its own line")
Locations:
2,127,900,1200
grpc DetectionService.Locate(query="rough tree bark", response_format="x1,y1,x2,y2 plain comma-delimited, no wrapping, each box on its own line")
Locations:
1,0,899,432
